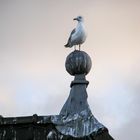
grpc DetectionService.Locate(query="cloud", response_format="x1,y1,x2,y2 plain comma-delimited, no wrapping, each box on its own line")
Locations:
0,0,140,139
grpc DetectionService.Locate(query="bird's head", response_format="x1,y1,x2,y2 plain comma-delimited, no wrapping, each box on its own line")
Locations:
73,16,84,22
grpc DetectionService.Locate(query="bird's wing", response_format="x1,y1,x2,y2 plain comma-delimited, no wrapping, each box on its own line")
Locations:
65,28,76,47
70,28,76,37
68,28,76,43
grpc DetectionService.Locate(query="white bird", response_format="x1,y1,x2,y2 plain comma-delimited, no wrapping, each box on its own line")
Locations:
65,16,87,50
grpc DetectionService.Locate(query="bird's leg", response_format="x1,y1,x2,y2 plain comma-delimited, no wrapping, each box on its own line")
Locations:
79,44,81,51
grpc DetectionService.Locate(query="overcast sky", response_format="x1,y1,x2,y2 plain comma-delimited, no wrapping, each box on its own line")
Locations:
0,0,140,139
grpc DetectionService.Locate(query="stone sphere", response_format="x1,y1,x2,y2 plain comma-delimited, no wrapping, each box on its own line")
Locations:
65,50,92,76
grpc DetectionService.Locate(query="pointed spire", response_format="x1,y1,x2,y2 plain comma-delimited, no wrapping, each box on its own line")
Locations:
51,50,105,137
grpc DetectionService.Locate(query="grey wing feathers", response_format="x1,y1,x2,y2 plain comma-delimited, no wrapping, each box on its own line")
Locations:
65,28,76,48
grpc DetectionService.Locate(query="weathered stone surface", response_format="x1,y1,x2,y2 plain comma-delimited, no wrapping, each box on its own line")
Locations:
51,51,107,138
65,50,92,76
52,74,105,138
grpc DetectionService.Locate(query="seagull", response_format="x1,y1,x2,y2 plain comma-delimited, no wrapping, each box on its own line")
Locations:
64,16,87,50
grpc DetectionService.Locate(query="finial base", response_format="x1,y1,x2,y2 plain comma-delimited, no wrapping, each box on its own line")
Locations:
70,74,89,87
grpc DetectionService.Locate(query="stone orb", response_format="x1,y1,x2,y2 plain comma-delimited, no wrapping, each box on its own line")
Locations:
65,50,92,76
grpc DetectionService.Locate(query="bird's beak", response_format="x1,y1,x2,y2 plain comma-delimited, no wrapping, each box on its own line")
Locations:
73,18,78,21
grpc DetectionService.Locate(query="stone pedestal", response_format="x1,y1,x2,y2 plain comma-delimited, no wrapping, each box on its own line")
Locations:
51,50,113,139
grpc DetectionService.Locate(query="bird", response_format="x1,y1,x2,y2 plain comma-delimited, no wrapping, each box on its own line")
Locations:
64,16,87,51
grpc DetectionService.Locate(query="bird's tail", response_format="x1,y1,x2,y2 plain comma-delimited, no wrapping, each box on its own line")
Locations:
64,43,71,48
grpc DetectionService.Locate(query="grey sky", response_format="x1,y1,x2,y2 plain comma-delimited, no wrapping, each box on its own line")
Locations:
0,0,140,139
